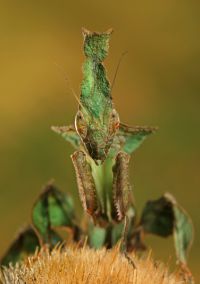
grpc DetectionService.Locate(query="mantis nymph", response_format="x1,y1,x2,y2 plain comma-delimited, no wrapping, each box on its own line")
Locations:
1,30,194,282
52,28,156,253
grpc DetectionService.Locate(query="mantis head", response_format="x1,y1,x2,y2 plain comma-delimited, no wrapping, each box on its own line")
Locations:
75,108,120,164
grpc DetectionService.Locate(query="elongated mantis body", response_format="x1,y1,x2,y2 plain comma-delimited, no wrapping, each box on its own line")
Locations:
52,28,156,251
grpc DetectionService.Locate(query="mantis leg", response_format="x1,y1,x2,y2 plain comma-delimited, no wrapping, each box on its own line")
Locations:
112,151,133,222
121,216,136,268
71,150,101,220
112,152,136,268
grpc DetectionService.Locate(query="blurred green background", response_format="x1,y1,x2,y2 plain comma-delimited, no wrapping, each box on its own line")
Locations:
0,0,199,280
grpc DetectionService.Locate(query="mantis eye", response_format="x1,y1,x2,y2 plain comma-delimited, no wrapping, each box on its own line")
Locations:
109,109,120,136
75,111,88,139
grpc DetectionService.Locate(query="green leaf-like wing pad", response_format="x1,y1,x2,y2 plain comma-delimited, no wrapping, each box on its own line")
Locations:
0,226,39,266
51,125,81,149
109,123,157,158
140,193,194,264
32,183,76,244
119,123,157,154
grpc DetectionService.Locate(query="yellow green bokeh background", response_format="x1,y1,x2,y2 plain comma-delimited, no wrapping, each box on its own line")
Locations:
0,0,199,280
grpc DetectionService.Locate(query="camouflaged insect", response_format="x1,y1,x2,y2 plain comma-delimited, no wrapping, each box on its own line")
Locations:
52,28,156,250
52,30,193,274
0,29,193,282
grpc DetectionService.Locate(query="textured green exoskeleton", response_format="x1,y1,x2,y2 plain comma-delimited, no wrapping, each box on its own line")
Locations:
52,29,156,250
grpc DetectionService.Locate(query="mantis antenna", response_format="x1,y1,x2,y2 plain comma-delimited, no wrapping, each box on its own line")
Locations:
111,51,128,94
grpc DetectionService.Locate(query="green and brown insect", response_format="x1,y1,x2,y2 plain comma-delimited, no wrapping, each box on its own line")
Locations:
52,28,156,250
1,30,194,282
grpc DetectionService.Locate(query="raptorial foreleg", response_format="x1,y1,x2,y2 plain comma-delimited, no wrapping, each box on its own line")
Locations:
112,151,136,268
71,150,101,220
112,152,133,222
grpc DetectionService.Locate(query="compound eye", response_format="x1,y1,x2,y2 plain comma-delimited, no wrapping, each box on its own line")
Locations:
75,111,87,139
109,109,120,136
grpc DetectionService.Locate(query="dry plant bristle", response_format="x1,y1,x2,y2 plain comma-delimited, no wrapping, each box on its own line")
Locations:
0,244,188,284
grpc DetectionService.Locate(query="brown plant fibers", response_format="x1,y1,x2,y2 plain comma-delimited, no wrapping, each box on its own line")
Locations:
0,244,188,284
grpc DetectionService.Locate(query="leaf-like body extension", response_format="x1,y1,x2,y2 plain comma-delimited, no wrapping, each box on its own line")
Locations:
81,29,112,117
82,28,113,61
77,29,120,162
32,184,75,244
140,195,174,237
51,125,81,149
165,193,194,264
140,193,193,264
109,123,157,158
0,226,39,266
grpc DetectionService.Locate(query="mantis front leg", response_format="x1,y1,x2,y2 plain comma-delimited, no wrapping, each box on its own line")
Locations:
112,152,133,222
112,152,136,268
71,150,101,221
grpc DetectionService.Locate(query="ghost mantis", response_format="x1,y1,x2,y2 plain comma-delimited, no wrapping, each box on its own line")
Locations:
1,29,194,283
52,29,193,277
52,28,156,254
